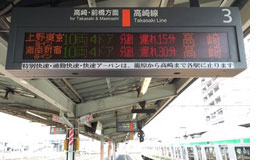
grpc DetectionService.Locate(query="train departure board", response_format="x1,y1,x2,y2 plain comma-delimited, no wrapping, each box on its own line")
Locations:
23,32,229,60
6,7,247,77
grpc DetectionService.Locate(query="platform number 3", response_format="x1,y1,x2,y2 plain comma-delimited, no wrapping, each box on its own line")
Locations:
222,9,232,23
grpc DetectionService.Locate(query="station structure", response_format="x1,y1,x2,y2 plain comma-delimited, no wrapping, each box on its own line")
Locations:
0,0,249,160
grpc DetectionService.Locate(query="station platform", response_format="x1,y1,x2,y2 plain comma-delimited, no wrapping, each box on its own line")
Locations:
105,154,143,160
115,154,143,160
74,153,143,160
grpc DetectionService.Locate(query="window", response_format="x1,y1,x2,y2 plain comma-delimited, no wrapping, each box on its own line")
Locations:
208,91,214,97
207,81,212,87
161,147,164,156
213,84,219,92
164,147,167,157
182,146,187,159
202,90,208,96
196,146,202,160
167,147,171,157
187,147,195,160
206,116,210,121
235,147,250,160
211,113,216,119
171,146,175,158
215,96,221,104
209,101,215,106
220,145,230,160
176,147,181,158
217,109,223,115
205,147,216,160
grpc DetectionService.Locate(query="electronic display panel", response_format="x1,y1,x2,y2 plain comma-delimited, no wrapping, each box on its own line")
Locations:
23,32,229,60
116,122,138,132
5,7,247,77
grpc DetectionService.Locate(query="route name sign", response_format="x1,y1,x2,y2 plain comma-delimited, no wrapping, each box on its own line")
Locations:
50,127,66,134
6,7,246,77
116,121,138,132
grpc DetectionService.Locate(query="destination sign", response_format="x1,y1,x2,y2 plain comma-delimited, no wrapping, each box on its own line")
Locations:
23,32,229,60
6,7,246,77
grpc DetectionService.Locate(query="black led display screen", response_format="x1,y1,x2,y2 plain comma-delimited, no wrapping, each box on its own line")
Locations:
23,32,229,60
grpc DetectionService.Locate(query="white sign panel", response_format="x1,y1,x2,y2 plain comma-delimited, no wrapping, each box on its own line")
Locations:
52,114,65,124
21,62,234,70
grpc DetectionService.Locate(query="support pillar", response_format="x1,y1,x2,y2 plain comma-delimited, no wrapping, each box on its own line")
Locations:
113,142,117,160
108,140,112,160
66,128,75,160
100,138,104,160
66,122,79,160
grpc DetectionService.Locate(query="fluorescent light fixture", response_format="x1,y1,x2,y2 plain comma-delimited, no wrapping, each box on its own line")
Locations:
20,80,28,84
21,93,35,98
26,111,47,120
140,78,152,96
132,113,137,120
95,121,103,135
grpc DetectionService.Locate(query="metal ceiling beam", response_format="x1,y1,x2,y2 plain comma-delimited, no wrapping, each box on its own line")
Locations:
160,0,169,7
60,111,73,128
239,0,250,32
78,125,110,141
72,78,106,90
104,128,116,135
103,122,116,128
93,112,132,123
175,78,194,94
174,0,220,7
76,85,176,117
114,137,127,143
62,78,84,103
93,113,117,122
0,91,59,112
111,133,127,139
88,0,96,7
100,115,130,126
106,78,113,97
220,0,235,7
107,132,123,137
139,78,152,97
0,37,75,117
160,0,175,7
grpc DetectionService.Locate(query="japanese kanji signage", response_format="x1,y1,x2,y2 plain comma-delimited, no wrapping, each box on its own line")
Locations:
23,32,229,60
52,114,65,124
50,127,66,134
117,121,138,132
6,7,246,77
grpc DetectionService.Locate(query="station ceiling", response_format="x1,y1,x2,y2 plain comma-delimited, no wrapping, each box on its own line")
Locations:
0,0,249,143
